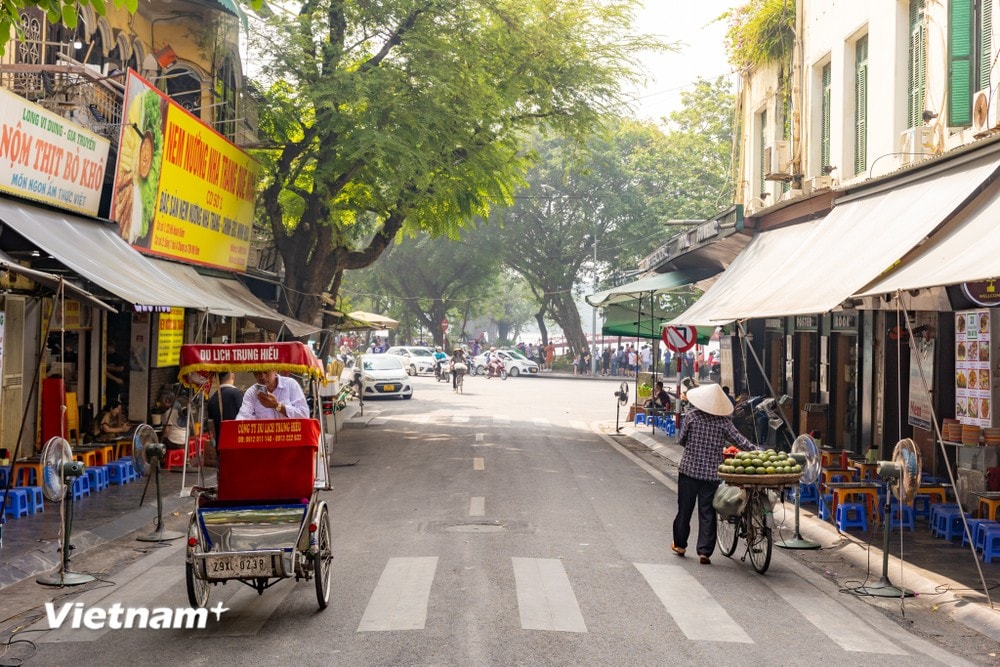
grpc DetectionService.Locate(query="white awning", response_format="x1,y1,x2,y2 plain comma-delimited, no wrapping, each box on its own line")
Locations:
0,198,208,308
668,220,823,326
858,178,1000,295
671,153,1000,323
0,249,115,312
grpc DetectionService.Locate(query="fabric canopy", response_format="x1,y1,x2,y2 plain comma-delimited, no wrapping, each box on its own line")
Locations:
602,301,674,339
348,311,399,329
0,249,114,312
586,268,717,308
671,152,1000,324
178,342,324,388
858,179,1000,295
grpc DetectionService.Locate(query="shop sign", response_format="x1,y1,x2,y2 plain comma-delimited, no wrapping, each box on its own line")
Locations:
50,300,87,330
907,339,934,430
955,310,991,427
795,315,818,331
832,313,857,330
961,280,1000,307
156,307,185,367
764,318,784,331
0,88,110,216
110,71,260,272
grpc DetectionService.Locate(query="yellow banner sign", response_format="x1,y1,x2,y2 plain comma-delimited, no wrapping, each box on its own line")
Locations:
110,71,258,271
156,307,185,367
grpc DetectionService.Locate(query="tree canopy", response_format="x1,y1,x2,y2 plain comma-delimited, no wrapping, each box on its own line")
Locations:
248,0,661,326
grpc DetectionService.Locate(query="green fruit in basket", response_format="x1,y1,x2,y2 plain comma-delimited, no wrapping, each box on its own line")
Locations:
793,464,802,473
765,466,776,474
724,458,736,467
735,466,745,474
744,466,756,475
751,458,763,467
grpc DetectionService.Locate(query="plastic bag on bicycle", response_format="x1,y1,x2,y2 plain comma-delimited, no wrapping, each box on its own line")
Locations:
712,482,747,517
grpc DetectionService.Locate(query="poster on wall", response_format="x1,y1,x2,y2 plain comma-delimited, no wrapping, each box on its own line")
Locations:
956,310,991,427
108,70,259,271
907,339,934,430
155,308,185,368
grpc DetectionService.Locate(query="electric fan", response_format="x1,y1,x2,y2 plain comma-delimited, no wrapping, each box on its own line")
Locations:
36,437,95,586
858,438,922,597
614,382,629,433
779,434,822,550
133,425,183,542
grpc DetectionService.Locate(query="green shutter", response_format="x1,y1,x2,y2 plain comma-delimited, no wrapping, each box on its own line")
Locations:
822,63,832,170
855,37,868,175
760,108,767,196
981,0,994,91
909,0,927,128
950,0,973,127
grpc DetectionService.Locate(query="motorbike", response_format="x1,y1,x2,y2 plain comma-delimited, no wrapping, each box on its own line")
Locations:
434,360,449,382
751,395,793,451
485,359,508,380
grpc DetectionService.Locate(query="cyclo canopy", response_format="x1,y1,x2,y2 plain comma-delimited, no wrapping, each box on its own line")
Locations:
178,342,325,388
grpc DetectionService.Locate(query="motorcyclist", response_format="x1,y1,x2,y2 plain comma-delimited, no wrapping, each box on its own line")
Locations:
432,345,448,381
486,347,504,378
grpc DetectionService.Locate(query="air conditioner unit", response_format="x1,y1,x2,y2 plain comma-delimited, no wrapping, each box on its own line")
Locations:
898,126,934,166
764,140,792,181
804,176,832,195
972,87,1000,136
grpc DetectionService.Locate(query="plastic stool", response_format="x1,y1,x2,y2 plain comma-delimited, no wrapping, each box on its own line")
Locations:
961,518,996,547
929,503,960,530
107,460,130,485
71,474,91,500
799,483,819,504
936,510,971,541
14,466,37,487
163,448,187,470
22,485,44,514
835,502,868,532
634,413,647,426
889,504,915,531
818,493,834,521
982,526,1000,564
912,494,931,520
85,465,109,492
1,488,30,518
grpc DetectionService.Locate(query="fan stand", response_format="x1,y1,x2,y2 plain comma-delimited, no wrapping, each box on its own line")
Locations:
857,478,914,598
37,492,95,586
777,484,821,550
137,457,183,542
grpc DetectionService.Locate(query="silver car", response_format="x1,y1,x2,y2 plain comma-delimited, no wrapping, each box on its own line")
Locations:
384,346,437,376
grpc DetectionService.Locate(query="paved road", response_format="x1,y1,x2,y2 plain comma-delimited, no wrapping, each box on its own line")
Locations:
7,375,991,665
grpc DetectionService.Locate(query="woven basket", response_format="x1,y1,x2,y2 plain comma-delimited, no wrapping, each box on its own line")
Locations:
718,472,802,486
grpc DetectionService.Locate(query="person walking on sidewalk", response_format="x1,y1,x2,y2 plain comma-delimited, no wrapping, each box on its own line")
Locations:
671,384,758,565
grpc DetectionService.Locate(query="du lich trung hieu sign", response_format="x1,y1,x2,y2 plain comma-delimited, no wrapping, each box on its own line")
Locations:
0,88,110,216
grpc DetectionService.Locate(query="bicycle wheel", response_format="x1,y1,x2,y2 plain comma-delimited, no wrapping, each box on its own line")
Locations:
745,493,773,574
717,512,740,557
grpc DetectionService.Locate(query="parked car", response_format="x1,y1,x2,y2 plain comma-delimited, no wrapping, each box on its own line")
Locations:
472,349,539,377
350,354,413,399
384,346,437,376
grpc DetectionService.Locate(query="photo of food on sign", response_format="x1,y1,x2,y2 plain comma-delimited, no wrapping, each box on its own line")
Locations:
957,371,967,389
957,342,967,360
969,342,979,362
969,370,979,389
981,369,990,389
957,314,967,334
980,313,990,334
981,345,991,362
983,399,991,420
111,76,165,247
957,398,968,417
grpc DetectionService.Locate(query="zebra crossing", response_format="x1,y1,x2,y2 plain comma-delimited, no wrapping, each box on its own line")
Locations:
30,551,906,656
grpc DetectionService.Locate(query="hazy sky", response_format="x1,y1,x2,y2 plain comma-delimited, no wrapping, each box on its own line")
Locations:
627,2,736,123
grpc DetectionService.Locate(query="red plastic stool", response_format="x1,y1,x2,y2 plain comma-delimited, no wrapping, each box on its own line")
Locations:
163,448,187,470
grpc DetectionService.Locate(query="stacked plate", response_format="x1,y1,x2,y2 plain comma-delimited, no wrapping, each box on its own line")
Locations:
942,419,962,442
962,424,982,446
984,427,1000,446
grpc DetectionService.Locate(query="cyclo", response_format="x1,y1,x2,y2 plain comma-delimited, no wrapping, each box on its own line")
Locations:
178,342,333,610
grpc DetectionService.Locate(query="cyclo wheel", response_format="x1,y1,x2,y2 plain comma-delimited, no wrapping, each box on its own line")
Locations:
313,503,333,610
716,512,740,557
185,514,210,608
745,492,773,574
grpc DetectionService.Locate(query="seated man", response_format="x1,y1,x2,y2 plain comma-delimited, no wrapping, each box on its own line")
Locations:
644,381,671,415
95,400,130,442
237,369,310,420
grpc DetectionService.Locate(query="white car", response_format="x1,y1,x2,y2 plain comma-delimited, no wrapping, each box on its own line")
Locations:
472,349,539,377
384,346,437,376
354,354,413,399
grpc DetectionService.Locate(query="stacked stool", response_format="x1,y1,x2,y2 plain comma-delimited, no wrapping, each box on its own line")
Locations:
0,488,30,518
835,502,869,532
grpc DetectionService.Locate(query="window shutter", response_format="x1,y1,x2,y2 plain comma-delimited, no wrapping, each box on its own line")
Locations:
759,109,767,196
949,0,974,127
909,0,928,128
855,37,868,174
981,0,994,91
822,63,832,171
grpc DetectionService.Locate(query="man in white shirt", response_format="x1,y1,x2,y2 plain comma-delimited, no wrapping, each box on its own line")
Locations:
236,370,310,420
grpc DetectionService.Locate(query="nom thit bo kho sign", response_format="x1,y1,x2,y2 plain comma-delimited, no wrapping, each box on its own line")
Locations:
0,88,110,216
110,71,260,271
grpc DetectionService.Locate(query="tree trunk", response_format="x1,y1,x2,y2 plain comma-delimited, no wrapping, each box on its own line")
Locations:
549,292,588,354
534,308,549,346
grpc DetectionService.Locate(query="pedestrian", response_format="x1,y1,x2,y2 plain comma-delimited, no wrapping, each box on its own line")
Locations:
601,346,611,375
207,371,244,442
672,384,758,565
545,342,555,371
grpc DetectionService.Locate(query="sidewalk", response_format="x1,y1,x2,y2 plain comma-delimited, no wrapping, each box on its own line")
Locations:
619,423,1000,644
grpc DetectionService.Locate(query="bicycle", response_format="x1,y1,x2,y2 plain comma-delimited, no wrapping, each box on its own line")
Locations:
715,478,789,574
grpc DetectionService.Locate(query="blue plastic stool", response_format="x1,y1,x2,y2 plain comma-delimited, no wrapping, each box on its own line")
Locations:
71,474,91,500
975,522,1000,552
818,493,834,521
889,504,915,531
664,417,676,437
912,494,931,521
961,518,995,547
936,510,971,541
107,460,130,485
835,502,869,532
85,465,109,492
798,483,819,504
1,488,30,518
634,413,647,426
982,527,1000,563
22,485,44,514
929,503,960,531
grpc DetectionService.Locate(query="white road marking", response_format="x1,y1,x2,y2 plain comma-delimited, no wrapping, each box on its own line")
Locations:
532,417,550,427
475,433,485,442
473,457,485,471
512,557,587,633
635,563,752,643
469,497,485,516
358,557,438,631
763,574,907,654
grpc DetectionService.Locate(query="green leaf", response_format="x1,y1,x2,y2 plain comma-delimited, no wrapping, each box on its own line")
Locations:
91,0,107,16
60,5,78,29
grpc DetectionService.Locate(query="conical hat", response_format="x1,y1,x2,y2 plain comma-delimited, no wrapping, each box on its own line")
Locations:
686,384,733,416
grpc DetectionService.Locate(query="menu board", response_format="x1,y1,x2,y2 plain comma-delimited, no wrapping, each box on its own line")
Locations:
956,310,992,427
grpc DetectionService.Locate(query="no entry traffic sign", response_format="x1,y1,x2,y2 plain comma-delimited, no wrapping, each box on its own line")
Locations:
662,325,697,353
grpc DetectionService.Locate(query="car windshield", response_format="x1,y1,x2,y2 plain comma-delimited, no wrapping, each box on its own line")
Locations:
409,348,433,357
506,350,528,360
363,356,403,371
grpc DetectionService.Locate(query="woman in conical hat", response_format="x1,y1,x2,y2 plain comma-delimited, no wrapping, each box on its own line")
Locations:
671,384,758,565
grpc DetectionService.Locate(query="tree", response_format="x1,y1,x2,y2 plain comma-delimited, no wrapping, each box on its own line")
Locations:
248,0,661,326
1,0,137,56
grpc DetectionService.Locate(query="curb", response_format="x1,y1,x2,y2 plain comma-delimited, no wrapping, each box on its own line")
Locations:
619,424,1000,644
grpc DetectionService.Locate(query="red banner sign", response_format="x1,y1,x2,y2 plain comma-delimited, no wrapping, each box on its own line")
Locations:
178,342,324,387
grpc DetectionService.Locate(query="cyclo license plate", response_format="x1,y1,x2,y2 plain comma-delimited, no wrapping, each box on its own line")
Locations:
205,554,272,578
